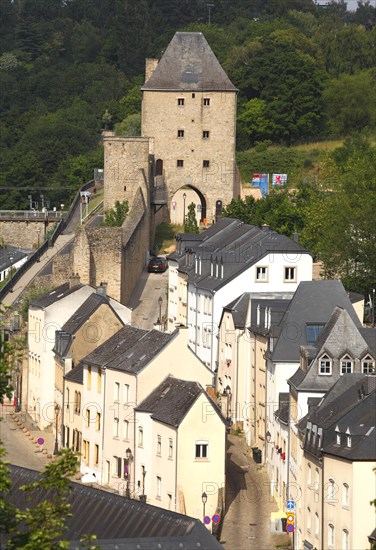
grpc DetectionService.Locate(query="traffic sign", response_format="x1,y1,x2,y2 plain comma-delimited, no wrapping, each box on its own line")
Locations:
212,514,220,525
203,516,211,525
287,513,294,523
37,437,44,445
286,499,295,510
287,524,295,533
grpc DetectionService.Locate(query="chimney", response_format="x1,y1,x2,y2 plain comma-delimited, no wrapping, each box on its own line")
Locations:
261,224,270,231
69,273,80,289
145,58,158,83
96,282,108,297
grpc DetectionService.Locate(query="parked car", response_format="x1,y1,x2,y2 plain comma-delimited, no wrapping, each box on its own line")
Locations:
148,257,167,273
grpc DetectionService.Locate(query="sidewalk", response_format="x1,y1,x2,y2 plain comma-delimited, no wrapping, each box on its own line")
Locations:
0,405,56,471
220,434,291,550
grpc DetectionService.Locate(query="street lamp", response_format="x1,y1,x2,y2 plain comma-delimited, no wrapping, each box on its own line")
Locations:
54,403,60,455
183,192,187,225
202,491,208,519
125,447,133,498
15,366,21,412
158,296,163,329
9,256,13,292
225,385,232,422
37,228,41,261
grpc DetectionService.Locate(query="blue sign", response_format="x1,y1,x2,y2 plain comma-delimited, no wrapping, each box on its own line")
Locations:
203,516,211,525
286,500,295,510
287,524,295,533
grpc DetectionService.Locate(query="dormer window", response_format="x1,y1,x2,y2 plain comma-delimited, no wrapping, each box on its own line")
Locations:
336,432,341,445
341,354,353,375
257,304,260,326
319,354,332,375
362,355,375,374
346,435,351,448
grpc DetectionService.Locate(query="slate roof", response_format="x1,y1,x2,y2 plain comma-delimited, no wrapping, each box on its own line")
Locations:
142,32,237,92
271,280,362,362
136,376,221,428
82,325,177,374
53,293,126,358
288,307,375,393
170,218,310,293
29,282,83,308
274,393,290,424
299,374,376,461
64,362,84,384
6,465,223,550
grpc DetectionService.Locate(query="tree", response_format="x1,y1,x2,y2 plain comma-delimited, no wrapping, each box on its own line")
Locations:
103,200,129,227
184,203,199,234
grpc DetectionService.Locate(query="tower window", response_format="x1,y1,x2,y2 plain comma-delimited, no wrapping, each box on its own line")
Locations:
177,130,184,138
192,93,195,98
177,159,184,167
203,131,210,139
203,160,210,168
203,98,210,106
178,98,185,106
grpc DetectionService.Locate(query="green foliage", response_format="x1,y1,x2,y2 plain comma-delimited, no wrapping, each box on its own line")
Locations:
102,200,129,227
115,114,141,137
184,203,199,234
19,285,53,322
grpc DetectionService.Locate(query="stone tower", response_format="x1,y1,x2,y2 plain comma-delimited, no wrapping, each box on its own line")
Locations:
141,32,239,223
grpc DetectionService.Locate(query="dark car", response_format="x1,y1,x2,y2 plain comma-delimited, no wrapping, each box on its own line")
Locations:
148,257,167,273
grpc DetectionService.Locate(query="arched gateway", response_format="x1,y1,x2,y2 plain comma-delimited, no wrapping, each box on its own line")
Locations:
103,32,240,226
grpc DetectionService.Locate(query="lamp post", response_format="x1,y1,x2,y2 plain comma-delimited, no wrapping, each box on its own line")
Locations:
15,366,21,412
125,447,133,498
201,491,208,519
54,403,60,455
37,228,41,262
225,385,232,423
158,296,163,330
9,256,13,292
183,192,187,225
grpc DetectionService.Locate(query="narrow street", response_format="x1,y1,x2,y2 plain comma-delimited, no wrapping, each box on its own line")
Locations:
220,434,290,550
127,266,169,330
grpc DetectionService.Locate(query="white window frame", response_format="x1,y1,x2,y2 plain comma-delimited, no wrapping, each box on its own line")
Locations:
340,354,353,375
114,382,120,402
123,419,129,440
157,435,161,456
314,513,319,538
113,417,119,438
256,266,268,282
195,440,209,459
362,355,375,374
169,438,173,459
284,266,296,282
157,476,162,498
342,483,349,508
307,507,311,531
138,426,143,447
328,524,335,548
342,529,349,550
319,354,332,375
123,384,129,402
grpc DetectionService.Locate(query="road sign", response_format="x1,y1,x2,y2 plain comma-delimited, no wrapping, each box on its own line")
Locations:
203,516,211,525
286,524,295,533
212,514,220,524
286,499,295,510
37,437,44,445
287,513,294,523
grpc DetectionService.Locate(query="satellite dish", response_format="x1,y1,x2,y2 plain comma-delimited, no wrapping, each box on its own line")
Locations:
81,472,97,484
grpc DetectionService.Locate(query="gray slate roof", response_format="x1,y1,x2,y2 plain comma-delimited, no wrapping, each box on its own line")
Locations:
142,32,237,92
29,282,83,309
82,325,177,374
64,362,84,384
271,280,362,362
136,376,216,428
300,374,376,461
170,218,310,293
6,465,223,550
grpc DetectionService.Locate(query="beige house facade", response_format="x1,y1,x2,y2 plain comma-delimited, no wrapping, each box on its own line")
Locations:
134,377,226,520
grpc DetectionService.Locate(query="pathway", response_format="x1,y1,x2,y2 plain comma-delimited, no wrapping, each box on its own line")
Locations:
220,434,291,550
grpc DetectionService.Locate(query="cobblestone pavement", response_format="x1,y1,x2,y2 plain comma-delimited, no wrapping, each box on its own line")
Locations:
128,268,169,330
0,405,56,471
220,434,291,550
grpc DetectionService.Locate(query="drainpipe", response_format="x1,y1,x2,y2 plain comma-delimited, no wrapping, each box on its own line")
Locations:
286,395,291,503
175,429,178,512
62,376,65,447
253,334,257,443
101,367,106,485
236,330,244,425
264,350,268,463
210,291,215,370
321,457,324,550
195,287,198,356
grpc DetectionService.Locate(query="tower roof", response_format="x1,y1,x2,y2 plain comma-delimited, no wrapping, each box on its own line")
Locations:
142,32,237,92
